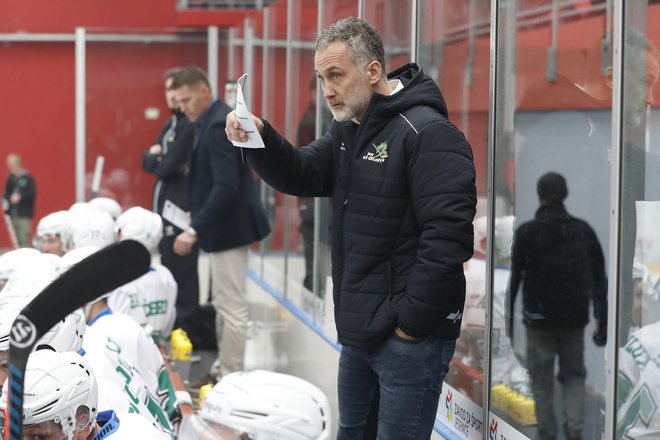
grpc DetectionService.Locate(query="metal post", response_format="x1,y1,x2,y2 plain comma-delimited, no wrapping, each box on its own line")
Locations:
547,0,559,81
313,0,324,298
228,27,235,80
462,0,476,132
259,7,271,276
484,0,500,421
244,16,254,109
75,27,86,202
410,0,419,62
605,0,623,438
208,26,219,96
283,0,294,297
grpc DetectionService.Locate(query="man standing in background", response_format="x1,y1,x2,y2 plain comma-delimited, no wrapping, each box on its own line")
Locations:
3,153,36,247
171,67,270,381
142,68,201,336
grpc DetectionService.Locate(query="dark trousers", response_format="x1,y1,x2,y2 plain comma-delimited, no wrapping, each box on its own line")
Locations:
160,233,200,329
526,327,586,440
337,333,456,440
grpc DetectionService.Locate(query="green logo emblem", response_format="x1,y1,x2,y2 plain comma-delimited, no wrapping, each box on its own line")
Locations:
375,142,389,159
362,141,389,164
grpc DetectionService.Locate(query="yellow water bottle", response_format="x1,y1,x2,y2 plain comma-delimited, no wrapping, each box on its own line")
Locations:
199,383,214,409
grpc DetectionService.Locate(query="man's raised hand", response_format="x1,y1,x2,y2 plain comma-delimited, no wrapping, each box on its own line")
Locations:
225,110,264,143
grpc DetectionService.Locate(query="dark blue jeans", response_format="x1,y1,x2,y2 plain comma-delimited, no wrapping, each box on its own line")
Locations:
337,332,456,440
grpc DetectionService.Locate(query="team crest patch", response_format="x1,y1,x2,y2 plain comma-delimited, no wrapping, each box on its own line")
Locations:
362,141,389,163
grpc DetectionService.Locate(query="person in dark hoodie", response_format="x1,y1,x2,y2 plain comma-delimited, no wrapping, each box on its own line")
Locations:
225,17,477,440
508,172,607,440
142,68,201,336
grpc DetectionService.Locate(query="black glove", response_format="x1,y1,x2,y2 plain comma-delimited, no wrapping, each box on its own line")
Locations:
593,320,607,346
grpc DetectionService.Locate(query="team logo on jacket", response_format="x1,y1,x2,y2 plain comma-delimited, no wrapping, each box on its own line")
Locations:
446,309,462,324
362,141,389,163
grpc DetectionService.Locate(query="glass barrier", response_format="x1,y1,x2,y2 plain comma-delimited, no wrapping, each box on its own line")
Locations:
492,2,612,438
85,30,208,210
258,1,288,297
615,2,660,439
364,0,412,69
417,1,490,438
279,0,321,315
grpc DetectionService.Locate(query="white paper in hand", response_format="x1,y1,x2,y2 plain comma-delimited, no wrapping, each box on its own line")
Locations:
231,73,265,149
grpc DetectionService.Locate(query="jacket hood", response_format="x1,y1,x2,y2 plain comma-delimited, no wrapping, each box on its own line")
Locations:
378,63,448,119
338,63,448,147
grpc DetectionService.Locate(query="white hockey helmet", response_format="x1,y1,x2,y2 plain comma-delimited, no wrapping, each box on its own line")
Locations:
0,248,42,279
178,413,245,440
0,350,98,440
494,215,515,260
37,309,86,353
70,210,116,249
0,272,58,352
89,197,122,220
34,210,75,255
69,201,93,215
115,206,163,253
473,216,488,255
57,246,100,275
201,370,331,440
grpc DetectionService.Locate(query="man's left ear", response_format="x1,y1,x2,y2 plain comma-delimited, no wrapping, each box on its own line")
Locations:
365,60,383,85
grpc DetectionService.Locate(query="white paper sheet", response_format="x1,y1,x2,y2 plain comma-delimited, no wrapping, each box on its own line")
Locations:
162,200,191,231
231,73,265,149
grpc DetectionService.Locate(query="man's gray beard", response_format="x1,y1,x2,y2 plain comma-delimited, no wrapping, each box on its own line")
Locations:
330,105,354,122
327,99,369,122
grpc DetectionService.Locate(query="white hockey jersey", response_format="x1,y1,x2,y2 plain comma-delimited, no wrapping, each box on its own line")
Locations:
93,411,171,439
83,310,178,433
617,322,660,439
108,264,177,343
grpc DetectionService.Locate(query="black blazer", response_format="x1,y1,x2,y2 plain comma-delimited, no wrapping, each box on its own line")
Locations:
188,99,270,252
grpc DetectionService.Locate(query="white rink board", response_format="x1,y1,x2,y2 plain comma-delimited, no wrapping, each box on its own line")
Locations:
487,413,532,440
437,383,484,439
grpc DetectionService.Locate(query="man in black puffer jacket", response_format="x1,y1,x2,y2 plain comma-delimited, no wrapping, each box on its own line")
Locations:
226,17,476,440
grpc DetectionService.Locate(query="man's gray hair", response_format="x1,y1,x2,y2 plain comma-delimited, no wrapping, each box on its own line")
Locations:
316,17,385,71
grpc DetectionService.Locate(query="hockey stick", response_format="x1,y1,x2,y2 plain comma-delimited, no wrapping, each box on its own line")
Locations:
5,239,150,440
90,155,105,200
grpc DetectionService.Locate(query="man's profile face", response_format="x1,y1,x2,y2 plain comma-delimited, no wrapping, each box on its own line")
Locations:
173,83,210,123
315,41,373,122
625,49,659,126
164,77,178,111
21,420,66,440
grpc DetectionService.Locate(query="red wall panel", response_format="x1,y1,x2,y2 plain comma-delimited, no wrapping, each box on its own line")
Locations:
0,0,179,32
85,42,207,208
0,43,75,247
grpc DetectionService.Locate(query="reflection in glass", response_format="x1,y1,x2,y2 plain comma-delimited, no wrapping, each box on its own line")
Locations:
494,3,616,438
509,172,607,440
295,76,333,297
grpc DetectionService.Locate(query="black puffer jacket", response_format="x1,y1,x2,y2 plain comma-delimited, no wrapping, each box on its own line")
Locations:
248,63,476,347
